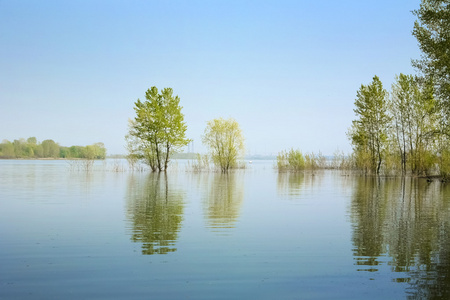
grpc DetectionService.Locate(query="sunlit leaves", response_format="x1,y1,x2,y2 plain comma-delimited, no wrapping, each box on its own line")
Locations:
413,0,450,105
349,76,391,174
127,86,190,172
202,118,245,172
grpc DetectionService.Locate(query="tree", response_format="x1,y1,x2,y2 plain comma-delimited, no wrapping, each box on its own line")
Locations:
0,140,15,158
68,146,83,158
26,137,37,157
84,143,106,159
391,74,439,175
34,144,44,158
391,74,416,174
412,1,450,107
41,139,60,158
13,139,26,158
202,118,245,172
27,137,37,145
349,76,391,174
127,86,190,172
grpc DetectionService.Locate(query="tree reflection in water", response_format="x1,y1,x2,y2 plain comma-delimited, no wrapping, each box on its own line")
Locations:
125,173,184,255
276,171,321,199
201,172,244,232
350,176,450,298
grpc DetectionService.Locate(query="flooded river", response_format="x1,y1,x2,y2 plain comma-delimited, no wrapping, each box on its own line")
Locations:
1,159,449,299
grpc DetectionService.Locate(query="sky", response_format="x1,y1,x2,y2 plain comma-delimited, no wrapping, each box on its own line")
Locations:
0,0,422,156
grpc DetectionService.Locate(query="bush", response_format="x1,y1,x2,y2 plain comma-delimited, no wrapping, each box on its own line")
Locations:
277,149,305,171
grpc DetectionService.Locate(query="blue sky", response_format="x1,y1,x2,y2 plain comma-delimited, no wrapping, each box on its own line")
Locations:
1,0,421,155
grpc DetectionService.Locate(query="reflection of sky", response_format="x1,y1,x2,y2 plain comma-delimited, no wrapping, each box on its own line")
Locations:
3,160,448,299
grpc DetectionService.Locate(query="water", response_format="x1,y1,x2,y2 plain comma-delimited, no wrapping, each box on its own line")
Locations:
1,159,450,299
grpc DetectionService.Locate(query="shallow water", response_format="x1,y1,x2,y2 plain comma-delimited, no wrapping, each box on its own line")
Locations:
1,159,450,299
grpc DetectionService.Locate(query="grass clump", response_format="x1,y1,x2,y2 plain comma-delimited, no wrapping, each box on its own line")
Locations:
277,149,305,171
187,154,211,171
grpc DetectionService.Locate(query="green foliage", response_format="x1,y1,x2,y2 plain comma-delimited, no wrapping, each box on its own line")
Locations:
126,86,190,172
276,150,289,170
349,75,391,174
84,143,107,159
304,152,327,170
42,139,60,158
412,1,450,105
287,149,305,170
439,148,450,178
277,149,305,171
277,150,336,171
383,140,402,176
347,73,450,176
0,140,15,158
27,137,37,145
0,137,106,159
202,118,245,172
390,74,438,175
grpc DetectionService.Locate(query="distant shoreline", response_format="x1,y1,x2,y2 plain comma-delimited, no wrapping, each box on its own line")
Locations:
0,157,104,160
0,156,278,161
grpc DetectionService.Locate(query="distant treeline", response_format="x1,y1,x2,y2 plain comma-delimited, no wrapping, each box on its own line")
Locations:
0,137,106,159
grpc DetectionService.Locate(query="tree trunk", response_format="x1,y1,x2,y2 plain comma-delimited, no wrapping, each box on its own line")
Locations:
164,143,170,171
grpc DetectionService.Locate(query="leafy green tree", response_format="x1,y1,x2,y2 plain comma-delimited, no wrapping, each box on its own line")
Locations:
41,139,60,158
27,137,37,145
68,146,82,158
93,142,106,159
127,86,190,172
84,143,106,159
34,144,43,158
412,0,450,106
13,139,27,158
126,119,158,171
84,145,96,160
59,147,69,158
0,140,15,158
391,74,416,173
202,117,245,172
390,74,439,174
412,1,450,176
26,137,37,157
0,137,106,160
349,76,391,174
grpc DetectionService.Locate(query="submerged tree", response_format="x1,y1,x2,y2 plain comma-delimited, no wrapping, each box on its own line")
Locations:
343,1,450,175
412,1,450,177
41,139,60,158
390,74,438,175
127,86,190,172
202,118,244,172
349,76,391,174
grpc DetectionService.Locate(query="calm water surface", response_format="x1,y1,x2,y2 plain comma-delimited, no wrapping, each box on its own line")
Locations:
1,159,450,299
